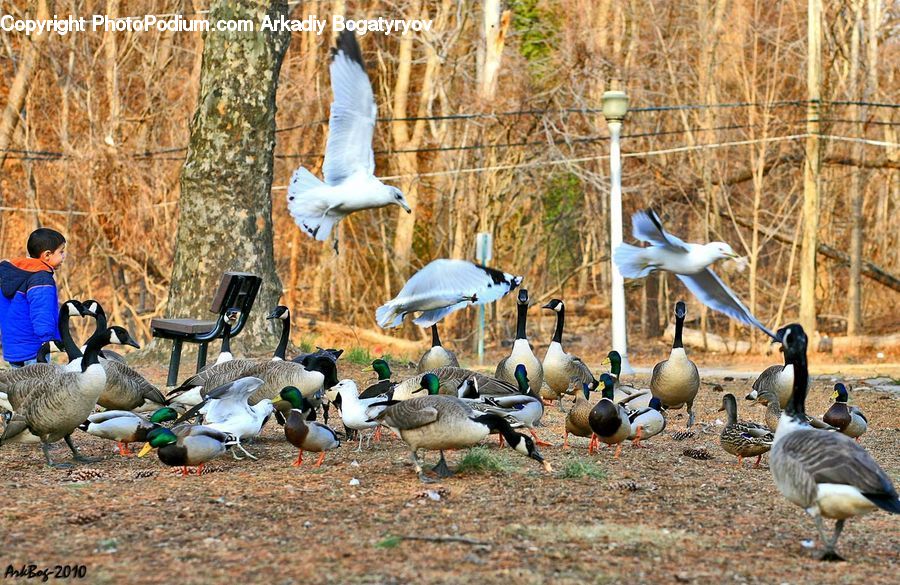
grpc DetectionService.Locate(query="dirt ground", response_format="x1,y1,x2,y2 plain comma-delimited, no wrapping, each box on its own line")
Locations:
1,357,898,585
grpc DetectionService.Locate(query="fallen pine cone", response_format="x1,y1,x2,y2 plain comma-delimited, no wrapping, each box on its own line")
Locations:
610,480,643,492
682,448,713,460
66,468,104,482
67,511,104,526
670,430,695,441
132,469,157,480
169,465,224,476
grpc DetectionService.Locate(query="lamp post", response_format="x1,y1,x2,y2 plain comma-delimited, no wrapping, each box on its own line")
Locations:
602,89,633,375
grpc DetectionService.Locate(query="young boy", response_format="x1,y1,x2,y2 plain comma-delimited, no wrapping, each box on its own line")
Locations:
0,228,67,367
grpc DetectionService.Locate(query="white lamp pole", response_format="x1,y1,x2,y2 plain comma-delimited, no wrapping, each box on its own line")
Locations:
602,90,633,375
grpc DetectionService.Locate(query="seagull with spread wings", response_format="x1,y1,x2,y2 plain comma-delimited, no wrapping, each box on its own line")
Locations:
376,260,523,329
614,209,778,340
286,30,411,249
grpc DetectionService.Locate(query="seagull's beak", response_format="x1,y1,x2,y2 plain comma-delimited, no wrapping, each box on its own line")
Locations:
398,200,412,213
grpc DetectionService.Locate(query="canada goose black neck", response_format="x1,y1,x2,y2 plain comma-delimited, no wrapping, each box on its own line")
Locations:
473,412,516,441
515,300,528,340
81,331,108,372
551,304,565,344
780,325,809,421
673,311,685,349
85,300,108,330
273,312,290,360
431,325,442,348
58,304,83,360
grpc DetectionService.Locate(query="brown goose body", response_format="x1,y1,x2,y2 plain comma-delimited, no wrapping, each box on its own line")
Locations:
97,359,168,411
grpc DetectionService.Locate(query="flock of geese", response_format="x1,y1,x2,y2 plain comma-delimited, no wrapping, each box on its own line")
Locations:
0,292,897,562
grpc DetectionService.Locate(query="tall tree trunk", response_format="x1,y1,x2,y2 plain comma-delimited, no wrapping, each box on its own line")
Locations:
165,0,290,352
847,0,864,335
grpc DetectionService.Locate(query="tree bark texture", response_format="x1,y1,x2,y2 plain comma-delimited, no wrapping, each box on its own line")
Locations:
166,0,290,351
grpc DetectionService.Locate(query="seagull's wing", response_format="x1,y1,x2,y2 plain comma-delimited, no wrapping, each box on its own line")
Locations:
397,260,523,307
676,269,778,340
632,209,690,252
322,31,376,185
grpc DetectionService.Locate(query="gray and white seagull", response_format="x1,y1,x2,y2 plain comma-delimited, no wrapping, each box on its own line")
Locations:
614,208,778,340
286,30,411,249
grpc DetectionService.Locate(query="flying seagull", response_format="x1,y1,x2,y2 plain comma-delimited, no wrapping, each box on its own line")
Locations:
376,259,523,329
286,30,411,250
614,209,778,341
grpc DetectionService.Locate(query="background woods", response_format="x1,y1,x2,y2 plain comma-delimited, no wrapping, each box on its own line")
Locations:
0,0,897,356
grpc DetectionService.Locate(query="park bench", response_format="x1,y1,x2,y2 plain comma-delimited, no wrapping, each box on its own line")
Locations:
151,271,262,386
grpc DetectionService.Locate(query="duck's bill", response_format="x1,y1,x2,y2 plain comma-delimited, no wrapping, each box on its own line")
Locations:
137,442,153,457
601,357,611,366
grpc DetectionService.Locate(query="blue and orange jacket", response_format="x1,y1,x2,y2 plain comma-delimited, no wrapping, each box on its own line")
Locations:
0,258,61,362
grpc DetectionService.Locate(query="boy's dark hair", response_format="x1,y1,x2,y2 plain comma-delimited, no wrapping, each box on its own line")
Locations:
27,228,66,258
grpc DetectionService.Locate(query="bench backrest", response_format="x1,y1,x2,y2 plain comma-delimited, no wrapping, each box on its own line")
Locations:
210,272,262,316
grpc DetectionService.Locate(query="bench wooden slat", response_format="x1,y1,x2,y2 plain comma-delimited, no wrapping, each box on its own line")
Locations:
150,318,218,335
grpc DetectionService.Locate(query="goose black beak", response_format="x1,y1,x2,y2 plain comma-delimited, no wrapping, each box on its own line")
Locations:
126,339,141,349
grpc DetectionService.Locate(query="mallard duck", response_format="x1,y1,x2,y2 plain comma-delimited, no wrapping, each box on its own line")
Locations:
588,373,631,457
392,367,521,401
627,397,666,447
823,383,867,441
365,388,551,483
0,327,137,467
468,364,549,447
745,355,794,408
359,358,395,400
718,393,773,467
138,425,234,476
541,299,594,409
770,323,899,561
650,301,700,426
417,324,459,373
276,386,340,467
496,289,543,395
754,388,835,433
564,383,594,449
603,350,652,409
79,407,179,455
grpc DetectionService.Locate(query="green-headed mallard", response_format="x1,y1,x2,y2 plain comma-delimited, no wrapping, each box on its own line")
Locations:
138,425,233,476
365,389,551,483
588,373,631,457
496,289,543,395
277,386,340,467
823,383,867,441
359,358,395,400
392,367,521,401
604,350,652,409
79,407,179,455
417,324,459,373
718,393,773,468
564,383,594,449
770,323,899,561
650,301,700,426
627,396,666,447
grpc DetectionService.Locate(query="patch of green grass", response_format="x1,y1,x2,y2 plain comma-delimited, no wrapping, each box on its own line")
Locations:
298,335,317,354
345,346,373,366
456,446,516,474
559,459,606,480
375,535,402,549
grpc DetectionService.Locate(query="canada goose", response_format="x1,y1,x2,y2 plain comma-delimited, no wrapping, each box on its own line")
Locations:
417,324,459,373
627,397,666,448
79,407,179,455
365,390,552,483
603,350,652,409
770,323,900,561
564,383,594,449
138,425,235,476
745,353,794,408
266,305,292,361
467,364,549,447
588,373,631,457
0,326,139,467
277,386,340,467
822,383,867,441
213,308,241,365
81,299,126,363
496,289,543,395
540,299,594,409
718,393,773,468
650,301,700,426
359,359,395,400
391,367,521,401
